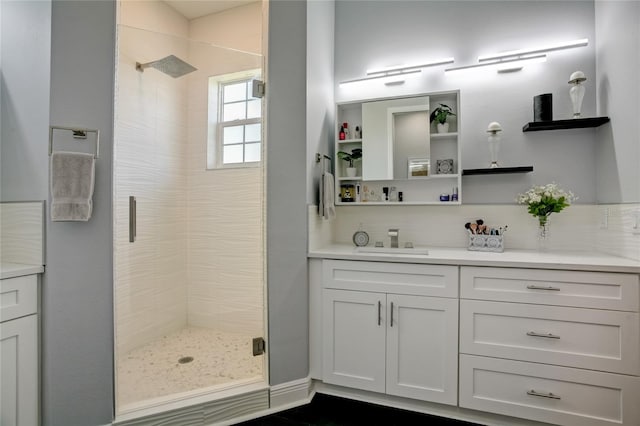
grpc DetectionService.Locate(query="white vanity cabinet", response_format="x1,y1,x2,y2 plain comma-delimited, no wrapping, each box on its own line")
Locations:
1,273,40,426
321,260,459,405
459,266,640,426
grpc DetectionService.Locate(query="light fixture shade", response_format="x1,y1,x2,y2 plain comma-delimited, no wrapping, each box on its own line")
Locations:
568,70,586,84
487,121,503,133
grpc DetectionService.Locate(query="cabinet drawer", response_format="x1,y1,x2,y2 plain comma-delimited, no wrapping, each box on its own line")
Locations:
1,275,38,323
460,354,640,426
460,300,640,375
461,266,639,311
323,260,458,297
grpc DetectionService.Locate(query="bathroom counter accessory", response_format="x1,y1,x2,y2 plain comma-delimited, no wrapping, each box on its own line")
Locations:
467,234,504,252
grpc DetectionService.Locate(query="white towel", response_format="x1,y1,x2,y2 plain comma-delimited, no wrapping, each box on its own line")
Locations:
322,172,336,220
50,151,95,221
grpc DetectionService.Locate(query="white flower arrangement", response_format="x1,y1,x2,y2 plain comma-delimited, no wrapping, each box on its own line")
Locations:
517,183,577,226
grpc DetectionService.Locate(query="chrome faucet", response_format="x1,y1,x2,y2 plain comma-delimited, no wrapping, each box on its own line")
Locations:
388,228,399,248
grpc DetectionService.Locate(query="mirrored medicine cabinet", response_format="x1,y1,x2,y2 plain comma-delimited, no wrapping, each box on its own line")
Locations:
335,90,461,205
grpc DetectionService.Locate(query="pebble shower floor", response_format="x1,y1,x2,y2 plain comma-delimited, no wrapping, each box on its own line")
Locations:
117,327,264,409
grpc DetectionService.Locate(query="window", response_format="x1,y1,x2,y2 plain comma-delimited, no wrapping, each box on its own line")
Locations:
208,73,262,169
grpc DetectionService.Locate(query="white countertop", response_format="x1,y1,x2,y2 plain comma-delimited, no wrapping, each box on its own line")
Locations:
309,244,640,273
1,262,45,280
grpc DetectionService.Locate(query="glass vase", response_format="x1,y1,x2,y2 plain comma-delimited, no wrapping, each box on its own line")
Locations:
537,218,550,251
488,132,501,168
570,82,585,118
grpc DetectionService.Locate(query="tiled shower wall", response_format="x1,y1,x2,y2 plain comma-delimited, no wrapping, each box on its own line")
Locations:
114,1,264,356
186,3,264,337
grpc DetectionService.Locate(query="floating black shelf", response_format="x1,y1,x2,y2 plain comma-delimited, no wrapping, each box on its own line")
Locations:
522,117,610,132
462,166,534,176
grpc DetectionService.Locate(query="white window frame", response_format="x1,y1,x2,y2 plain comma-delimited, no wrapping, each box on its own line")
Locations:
207,69,262,170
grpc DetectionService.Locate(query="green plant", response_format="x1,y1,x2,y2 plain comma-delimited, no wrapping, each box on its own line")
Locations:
429,104,456,125
337,148,362,168
516,183,577,226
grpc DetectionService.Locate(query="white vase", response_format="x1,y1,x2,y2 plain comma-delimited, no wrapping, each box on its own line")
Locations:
437,122,449,133
346,167,357,177
570,83,585,118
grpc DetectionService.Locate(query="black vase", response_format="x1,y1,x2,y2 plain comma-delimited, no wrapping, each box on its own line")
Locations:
534,93,553,121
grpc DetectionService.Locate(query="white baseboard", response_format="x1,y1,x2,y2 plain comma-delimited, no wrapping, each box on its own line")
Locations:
217,378,313,425
269,377,313,408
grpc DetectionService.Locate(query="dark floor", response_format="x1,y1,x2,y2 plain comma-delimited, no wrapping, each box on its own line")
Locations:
238,393,482,425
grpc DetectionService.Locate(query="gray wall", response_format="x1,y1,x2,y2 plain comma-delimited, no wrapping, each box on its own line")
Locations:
334,0,598,204
306,0,335,205
45,1,115,425
0,0,51,201
1,1,115,424
266,0,309,385
595,0,640,203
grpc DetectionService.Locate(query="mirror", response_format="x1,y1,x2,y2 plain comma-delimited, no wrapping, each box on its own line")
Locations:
361,96,430,181
390,106,431,180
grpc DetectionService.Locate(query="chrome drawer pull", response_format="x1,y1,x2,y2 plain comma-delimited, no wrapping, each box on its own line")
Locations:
390,302,394,327
378,301,382,326
527,285,560,291
527,331,561,339
527,389,561,400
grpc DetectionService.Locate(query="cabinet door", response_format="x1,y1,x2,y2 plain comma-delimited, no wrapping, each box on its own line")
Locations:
1,315,38,426
322,289,386,392
362,96,429,181
386,294,458,405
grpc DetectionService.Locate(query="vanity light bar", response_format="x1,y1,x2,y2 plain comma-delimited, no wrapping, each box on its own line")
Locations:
339,69,422,86
445,54,547,73
366,57,455,75
339,57,455,86
478,38,588,62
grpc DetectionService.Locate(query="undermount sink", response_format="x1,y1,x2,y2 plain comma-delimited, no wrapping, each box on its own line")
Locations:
354,246,429,255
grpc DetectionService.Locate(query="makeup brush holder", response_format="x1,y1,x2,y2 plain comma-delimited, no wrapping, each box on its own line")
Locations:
467,234,504,252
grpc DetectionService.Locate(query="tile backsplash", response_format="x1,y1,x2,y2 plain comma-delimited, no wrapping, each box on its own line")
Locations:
596,204,640,261
0,201,45,265
309,203,640,262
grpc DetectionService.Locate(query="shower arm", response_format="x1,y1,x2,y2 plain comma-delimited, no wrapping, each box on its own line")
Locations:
135,62,153,72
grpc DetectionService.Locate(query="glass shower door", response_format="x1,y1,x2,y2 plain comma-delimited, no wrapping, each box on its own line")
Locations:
113,23,266,415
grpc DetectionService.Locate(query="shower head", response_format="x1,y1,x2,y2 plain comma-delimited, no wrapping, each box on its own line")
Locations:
135,55,197,78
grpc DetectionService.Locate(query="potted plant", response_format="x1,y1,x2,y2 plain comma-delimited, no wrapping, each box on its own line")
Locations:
337,148,362,177
430,103,456,133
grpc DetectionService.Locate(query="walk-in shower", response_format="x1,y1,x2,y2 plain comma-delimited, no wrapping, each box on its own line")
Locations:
113,1,266,419
135,54,197,78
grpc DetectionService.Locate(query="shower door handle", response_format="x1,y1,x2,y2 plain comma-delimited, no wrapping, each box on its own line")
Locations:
129,196,136,243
